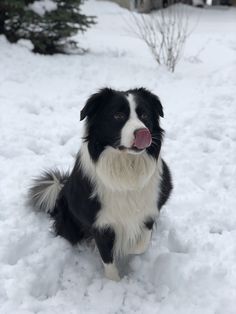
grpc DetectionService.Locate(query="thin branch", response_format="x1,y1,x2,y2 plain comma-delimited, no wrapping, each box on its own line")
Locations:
128,4,192,72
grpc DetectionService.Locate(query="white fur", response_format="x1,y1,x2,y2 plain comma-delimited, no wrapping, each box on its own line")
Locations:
79,143,163,257
120,94,146,149
32,174,63,213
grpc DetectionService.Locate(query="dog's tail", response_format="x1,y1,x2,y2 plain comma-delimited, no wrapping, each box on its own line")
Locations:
28,169,69,214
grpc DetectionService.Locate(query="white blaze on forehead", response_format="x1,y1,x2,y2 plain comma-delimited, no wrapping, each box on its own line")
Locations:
128,93,138,120
120,94,145,148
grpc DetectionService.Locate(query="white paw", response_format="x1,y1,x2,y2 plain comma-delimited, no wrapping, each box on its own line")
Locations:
130,242,148,255
130,230,152,255
104,263,121,282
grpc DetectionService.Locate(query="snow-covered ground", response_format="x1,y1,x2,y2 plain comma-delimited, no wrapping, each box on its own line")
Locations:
0,1,236,313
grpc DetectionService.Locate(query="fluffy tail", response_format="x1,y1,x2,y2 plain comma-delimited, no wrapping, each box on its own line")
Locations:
28,169,69,214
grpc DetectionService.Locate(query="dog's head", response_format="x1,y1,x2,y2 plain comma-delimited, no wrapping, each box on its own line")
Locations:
80,88,164,162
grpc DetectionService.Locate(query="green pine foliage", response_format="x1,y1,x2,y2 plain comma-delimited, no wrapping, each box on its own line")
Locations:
0,0,95,54
0,1,27,42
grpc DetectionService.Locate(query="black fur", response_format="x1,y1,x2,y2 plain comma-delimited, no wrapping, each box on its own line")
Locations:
50,162,116,263
93,228,116,264
158,160,173,210
144,218,154,230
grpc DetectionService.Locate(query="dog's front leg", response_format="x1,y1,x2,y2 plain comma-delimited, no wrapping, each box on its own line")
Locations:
93,227,120,281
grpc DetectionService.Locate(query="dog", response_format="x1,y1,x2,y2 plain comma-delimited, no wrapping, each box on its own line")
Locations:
29,87,173,281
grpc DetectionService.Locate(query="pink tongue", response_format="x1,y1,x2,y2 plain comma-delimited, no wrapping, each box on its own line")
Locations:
133,128,152,149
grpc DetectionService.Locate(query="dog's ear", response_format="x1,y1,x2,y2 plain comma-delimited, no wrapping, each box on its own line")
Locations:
136,88,164,118
80,88,114,121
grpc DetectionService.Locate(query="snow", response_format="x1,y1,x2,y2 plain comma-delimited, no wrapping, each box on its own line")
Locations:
29,0,58,16
0,1,236,313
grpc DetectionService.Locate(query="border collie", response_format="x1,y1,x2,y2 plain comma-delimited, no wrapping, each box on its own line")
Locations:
29,88,172,281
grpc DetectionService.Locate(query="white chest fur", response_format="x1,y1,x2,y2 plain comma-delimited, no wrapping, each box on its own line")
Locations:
79,144,162,256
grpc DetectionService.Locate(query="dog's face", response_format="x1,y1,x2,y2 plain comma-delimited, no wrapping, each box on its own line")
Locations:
80,88,164,162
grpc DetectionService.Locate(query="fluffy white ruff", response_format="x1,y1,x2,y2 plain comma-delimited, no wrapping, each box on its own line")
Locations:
96,147,157,191
79,143,162,256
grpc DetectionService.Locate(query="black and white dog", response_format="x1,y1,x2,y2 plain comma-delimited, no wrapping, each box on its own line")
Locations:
29,88,172,281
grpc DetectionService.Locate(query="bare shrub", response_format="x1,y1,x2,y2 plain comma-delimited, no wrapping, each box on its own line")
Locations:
129,4,191,72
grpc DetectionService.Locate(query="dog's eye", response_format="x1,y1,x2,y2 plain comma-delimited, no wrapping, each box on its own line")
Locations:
141,113,148,120
113,112,126,121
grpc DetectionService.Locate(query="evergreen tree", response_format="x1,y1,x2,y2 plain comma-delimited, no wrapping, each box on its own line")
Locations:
0,0,95,54
0,0,28,42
